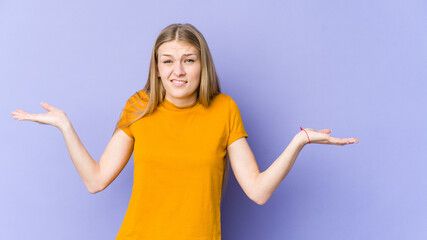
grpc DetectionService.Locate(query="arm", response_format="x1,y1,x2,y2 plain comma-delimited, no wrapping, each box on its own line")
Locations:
227,133,305,205
227,129,359,205
11,102,134,194
253,133,306,205
60,121,134,193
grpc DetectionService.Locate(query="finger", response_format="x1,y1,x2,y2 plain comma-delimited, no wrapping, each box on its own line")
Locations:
341,137,358,142
320,129,332,134
41,102,54,111
17,110,33,116
11,110,29,118
17,112,33,121
12,113,29,120
305,128,331,134
11,111,24,117
16,111,39,121
337,137,359,145
330,137,348,145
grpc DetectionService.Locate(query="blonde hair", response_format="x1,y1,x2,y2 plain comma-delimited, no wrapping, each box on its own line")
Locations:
113,23,231,205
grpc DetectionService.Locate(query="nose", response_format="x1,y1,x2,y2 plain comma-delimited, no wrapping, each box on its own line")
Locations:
173,62,185,77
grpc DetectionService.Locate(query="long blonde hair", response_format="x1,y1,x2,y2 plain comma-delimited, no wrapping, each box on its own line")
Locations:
113,23,232,205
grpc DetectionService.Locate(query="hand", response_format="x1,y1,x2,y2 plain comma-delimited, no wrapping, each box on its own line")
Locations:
299,128,359,146
11,102,70,130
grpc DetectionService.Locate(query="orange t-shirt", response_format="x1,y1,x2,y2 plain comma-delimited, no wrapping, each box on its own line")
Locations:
115,90,248,240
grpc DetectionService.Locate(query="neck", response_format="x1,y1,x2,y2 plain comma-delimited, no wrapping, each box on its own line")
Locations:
165,95,197,107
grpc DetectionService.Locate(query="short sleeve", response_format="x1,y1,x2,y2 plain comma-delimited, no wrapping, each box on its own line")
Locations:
117,98,135,139
227,97,248,147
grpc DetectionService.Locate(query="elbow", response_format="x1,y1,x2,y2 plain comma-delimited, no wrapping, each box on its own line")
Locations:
253,196,268,206
85,166,106,194
250,191,269,206
88,187,100,194
250,175,269,205
86,182,106,194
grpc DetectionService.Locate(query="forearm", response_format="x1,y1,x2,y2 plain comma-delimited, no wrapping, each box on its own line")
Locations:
59,121,100,193
254,132,307,205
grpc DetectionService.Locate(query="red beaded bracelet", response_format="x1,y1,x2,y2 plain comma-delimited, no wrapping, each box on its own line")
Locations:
300,127,311,144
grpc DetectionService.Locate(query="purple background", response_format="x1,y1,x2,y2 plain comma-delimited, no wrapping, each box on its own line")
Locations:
2,0,426,239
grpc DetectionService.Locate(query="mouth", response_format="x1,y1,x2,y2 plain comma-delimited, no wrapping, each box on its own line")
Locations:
170,79,188,87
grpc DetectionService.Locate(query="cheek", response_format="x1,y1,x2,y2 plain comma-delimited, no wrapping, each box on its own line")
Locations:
157,67,164,77
192,66,201,80
158,65,172,76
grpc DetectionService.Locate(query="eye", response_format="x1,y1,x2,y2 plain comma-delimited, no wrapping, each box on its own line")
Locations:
185,59,195,63
163,60,172,64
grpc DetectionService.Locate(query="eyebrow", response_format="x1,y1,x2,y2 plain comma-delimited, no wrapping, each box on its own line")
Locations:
159,53,198,57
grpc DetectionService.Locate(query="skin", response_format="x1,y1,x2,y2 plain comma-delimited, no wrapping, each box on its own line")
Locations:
10,40,359,204
157,40,201,107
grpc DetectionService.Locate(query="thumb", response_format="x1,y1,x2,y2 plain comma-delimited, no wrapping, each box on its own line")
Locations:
320,129,332,134
40,102,54,111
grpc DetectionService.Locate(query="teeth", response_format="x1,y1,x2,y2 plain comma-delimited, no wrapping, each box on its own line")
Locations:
173,80,186,83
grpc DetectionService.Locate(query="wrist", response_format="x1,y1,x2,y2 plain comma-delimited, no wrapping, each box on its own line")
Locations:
294,131,309,147
58,118,72,132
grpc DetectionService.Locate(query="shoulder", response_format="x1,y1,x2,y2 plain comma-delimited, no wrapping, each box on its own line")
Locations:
213,93,241,108
206,93,231,110
209,93,243,115
212,93,234,105
129,89,149,102
126,90,149,104
123,89,149,111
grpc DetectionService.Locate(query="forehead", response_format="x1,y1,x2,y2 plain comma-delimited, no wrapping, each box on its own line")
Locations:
157,40,199,56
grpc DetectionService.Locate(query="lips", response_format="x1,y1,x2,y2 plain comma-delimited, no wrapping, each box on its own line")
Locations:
170,79,188,87
170,79,188,83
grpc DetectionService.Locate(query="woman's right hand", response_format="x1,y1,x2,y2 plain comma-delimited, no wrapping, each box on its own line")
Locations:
11,102,70,130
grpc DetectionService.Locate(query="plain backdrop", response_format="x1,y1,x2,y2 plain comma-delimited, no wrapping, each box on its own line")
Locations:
1,0,426,239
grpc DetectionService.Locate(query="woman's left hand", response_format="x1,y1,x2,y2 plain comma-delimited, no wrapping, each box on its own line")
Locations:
298,128,359,146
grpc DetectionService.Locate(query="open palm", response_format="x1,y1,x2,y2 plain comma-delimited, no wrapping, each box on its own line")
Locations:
11,102,68,129
302,128,359,145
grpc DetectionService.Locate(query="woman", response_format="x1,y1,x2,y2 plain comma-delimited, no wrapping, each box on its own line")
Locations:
11,23,359,239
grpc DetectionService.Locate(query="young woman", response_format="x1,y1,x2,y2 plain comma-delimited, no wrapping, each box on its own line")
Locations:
11,23,359,239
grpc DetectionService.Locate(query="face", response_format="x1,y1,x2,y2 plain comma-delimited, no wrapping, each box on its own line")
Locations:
157,40,201,107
